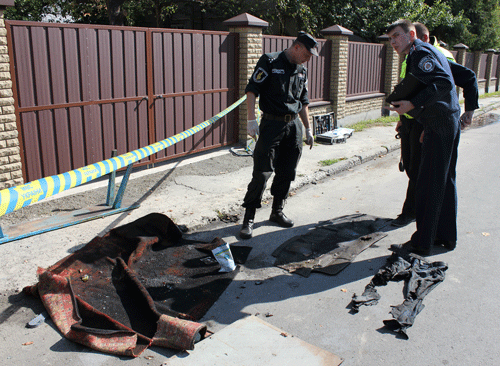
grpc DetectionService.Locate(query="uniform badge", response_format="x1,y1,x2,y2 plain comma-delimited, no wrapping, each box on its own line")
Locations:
272,69,285,74
418,56,435,72
253,67,268,83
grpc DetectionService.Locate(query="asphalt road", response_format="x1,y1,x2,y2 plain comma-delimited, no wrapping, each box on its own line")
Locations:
1,116,499,365
191,118,500,366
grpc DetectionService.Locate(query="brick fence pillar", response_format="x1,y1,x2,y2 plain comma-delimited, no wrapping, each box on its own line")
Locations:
223,13,268,144
378,35,401,116
484,49,496,93
496,50,500,92
453,43,469,99
453,43,469,66
0,2,22,190
473,50,483,75
321,25,352,121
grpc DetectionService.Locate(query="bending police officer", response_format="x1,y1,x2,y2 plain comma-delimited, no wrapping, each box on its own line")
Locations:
239,32,317,239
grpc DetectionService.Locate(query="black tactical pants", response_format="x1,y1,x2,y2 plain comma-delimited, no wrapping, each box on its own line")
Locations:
399,115,424,216
242,117,302,209
412,122,460,250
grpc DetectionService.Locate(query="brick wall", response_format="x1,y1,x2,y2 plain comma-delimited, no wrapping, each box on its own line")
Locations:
329,37,349,120
0,10,21,189
309,105,334,118
345,97,385,117
229,26,263,143
478,80,487,94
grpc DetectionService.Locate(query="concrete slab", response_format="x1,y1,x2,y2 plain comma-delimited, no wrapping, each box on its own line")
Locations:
168,316,343,366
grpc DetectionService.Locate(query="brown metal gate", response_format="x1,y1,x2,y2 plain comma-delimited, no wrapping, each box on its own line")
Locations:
6,21,238,182
347,42,386,97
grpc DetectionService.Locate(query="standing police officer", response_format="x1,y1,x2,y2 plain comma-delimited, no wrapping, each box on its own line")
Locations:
386,19,461,255
239,32,317,239
392,22,479,228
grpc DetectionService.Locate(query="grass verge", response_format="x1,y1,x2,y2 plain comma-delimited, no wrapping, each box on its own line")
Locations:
348,115,399,132
319,157,347,166
480,91,500,98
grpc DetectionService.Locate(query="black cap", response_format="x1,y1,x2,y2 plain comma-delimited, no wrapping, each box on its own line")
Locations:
296,31,318,56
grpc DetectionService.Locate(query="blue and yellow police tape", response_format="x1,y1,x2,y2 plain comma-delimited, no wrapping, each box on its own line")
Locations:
0,95,247,217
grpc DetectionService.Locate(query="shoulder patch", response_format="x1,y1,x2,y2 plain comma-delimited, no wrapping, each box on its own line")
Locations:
418,56,435,73
253,67,268,83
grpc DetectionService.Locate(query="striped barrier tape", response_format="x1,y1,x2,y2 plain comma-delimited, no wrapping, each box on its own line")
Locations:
0,95,247,218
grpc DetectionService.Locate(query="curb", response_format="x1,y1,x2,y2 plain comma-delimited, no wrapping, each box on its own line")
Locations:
176,98,500,231
475,101,500,116
188,141,403,232
292,141,401,190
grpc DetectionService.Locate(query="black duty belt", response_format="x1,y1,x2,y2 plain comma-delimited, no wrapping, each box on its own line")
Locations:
262,113,298,122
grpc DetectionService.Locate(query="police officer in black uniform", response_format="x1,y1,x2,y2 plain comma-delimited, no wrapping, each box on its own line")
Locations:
392,22,479,228
239,32,317,239
386,19,462,256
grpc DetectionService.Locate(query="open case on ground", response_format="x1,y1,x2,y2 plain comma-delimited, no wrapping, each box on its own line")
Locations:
313,112,354,144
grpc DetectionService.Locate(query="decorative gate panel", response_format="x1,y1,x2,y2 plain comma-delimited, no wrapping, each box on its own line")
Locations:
7,21,238,182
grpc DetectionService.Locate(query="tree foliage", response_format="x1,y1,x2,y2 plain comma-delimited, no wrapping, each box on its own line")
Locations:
307,0,468,44
4,0,54,21
444,0,500,50
4,0,124,24
4,0,500,49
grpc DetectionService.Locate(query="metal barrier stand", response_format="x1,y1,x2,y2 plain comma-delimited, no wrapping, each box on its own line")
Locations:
0,95,247,244
0,161,139,245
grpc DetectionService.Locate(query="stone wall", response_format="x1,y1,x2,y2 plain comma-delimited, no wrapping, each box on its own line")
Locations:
309,105,334,118
0,10,21,189
478,80,487,95
345,97,385,117
328,36,349,120
230,27,263,142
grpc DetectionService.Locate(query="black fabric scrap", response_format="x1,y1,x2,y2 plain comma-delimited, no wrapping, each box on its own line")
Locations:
351,252,447,339
272,214,391,277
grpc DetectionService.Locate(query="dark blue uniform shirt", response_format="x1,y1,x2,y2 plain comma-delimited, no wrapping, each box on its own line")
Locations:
407,39,461,132
448,61,479,112
245,51,309,116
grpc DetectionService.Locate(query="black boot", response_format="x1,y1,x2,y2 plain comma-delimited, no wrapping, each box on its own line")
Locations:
239,208,256,239
269,198,294,228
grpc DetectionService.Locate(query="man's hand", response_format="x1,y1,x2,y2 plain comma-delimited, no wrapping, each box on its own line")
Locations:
247,119,259,139
306,128,314,149
460,111,474,130
387,100,415,115
395,119,402,133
